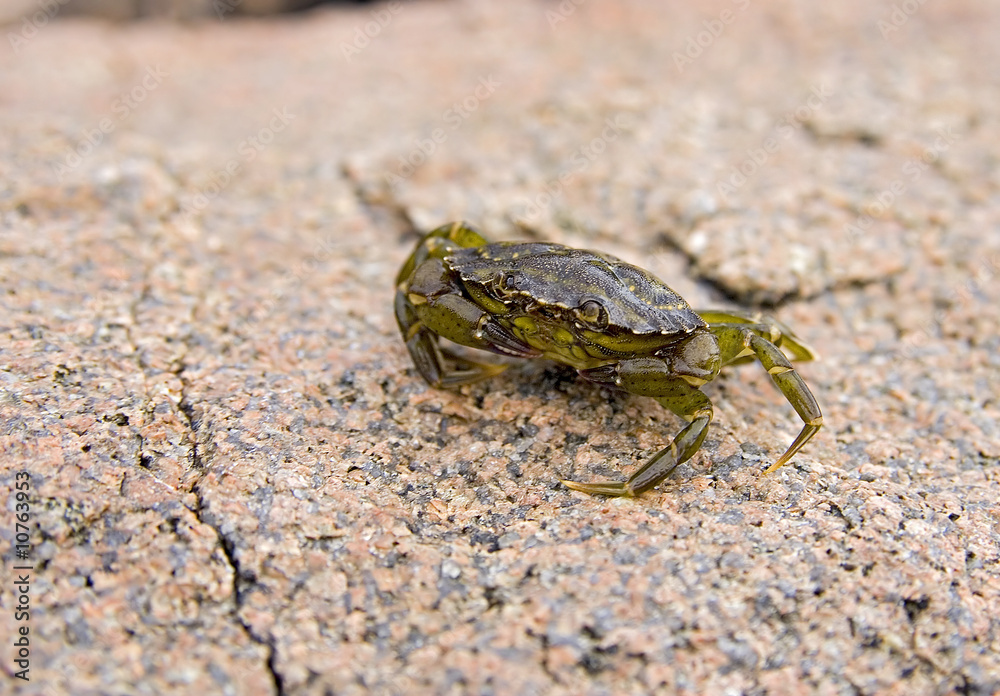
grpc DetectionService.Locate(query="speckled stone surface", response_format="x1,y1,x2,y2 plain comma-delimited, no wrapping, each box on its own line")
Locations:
2,1,999,694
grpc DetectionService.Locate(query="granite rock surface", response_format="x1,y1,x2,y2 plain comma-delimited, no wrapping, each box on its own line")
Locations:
1,1,999,694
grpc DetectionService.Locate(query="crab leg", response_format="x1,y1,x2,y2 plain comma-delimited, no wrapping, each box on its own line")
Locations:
564,363,714,496
708,322,823,473
395,294,509,388
696,310,818,362
396,222,541,388
395,221,489,286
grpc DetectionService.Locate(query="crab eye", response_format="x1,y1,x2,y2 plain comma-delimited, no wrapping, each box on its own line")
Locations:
576,300,609,330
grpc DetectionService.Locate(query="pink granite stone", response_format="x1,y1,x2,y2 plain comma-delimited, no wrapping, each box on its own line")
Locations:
1,1,998,694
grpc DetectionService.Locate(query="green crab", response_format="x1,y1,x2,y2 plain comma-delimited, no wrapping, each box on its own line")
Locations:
395,221,823,497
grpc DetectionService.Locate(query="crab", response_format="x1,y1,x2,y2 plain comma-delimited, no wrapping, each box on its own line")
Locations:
395,221,823,497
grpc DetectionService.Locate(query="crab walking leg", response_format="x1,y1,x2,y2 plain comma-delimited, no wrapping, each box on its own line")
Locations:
562,374,714,497
696,311,818,362
396,222,519,388
396,278,544,388
397,222,546,388
395,221,488,287
395,294,509,388
710,323,823,473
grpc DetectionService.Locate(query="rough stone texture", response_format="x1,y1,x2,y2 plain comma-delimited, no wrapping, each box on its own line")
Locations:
2,1,999,694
